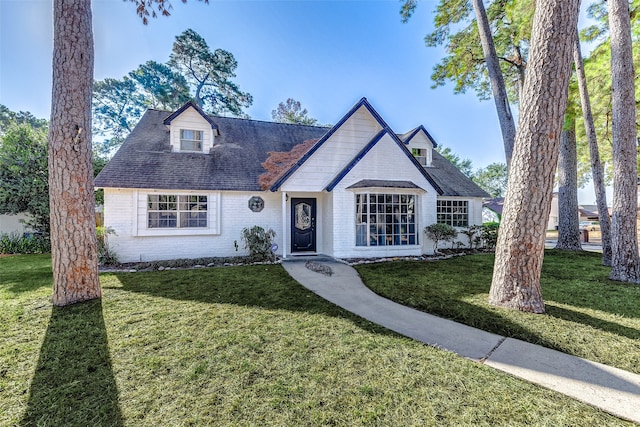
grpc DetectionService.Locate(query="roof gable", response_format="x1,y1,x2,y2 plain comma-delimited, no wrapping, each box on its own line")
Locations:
269,98,390,191
163,100,219,132
401,125,438,148
324,129,443,193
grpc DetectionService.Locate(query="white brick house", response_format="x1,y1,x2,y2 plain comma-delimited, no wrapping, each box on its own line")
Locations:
95,98,488,262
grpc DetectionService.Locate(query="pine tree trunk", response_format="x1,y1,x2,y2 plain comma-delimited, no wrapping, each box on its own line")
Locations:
573,35,613,266
471,0,516,169
555,117,582,251
608,0,640,283
489,0,580,313
49,0,101,306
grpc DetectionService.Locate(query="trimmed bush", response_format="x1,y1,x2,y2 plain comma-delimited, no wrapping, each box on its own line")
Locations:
424,223,458,252
241,226,277,262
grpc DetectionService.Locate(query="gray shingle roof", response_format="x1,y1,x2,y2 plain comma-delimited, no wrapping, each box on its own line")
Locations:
95,109,330,191
424,150,490,197
346,180,424,190
95,106,489,199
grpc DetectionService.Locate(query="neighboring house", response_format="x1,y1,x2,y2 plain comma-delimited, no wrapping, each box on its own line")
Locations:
0,213,31,235
484,194,560,230
95,98,488,262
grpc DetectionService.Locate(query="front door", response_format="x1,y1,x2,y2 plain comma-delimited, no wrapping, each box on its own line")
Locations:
291,198,316,252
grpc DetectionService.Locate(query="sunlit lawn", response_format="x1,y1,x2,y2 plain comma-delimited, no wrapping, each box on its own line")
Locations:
356,249,640,374
0,253,633,426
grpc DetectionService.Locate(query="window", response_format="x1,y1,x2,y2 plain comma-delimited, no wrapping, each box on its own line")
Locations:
180,129,203,152
355,193,418,246
437,200,468,227
148,195,207,228
412,148,427,166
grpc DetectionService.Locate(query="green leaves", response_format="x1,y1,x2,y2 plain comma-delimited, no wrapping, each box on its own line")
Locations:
92,29,253,155
0,122,49,233
271,98,319,126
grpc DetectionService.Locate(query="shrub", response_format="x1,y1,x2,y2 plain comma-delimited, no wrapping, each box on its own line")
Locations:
460,225,481,249
0,232,50,254
96,226,118,265
241,226,277,262
481,222,500,249
424,223,458,252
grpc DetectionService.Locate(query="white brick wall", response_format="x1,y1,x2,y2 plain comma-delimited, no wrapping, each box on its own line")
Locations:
328,133,438,258
104,188,282,262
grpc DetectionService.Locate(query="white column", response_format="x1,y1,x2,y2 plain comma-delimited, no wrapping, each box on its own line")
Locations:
281,191,288,258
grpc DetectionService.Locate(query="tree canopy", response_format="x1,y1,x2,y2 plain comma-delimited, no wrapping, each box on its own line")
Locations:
92,28,252,156
0,121,49,233
271,98,319,126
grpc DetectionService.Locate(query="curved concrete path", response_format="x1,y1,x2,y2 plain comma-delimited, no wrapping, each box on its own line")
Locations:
282,256,640,424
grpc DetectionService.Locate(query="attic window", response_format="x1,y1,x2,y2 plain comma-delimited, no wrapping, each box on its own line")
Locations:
412,148,427,166
180,129,203,152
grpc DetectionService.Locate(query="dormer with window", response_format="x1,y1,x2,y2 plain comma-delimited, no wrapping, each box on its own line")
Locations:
163,101,219,153
402,125,437,167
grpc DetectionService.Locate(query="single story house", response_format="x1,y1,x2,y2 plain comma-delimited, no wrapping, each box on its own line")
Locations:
0,213,31,235
95,98,488,262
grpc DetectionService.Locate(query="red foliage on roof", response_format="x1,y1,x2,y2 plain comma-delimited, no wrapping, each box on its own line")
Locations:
258,138,319,190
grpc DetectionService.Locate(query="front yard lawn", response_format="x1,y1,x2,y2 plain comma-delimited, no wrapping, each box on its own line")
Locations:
356,249,640,375
0,253,633,426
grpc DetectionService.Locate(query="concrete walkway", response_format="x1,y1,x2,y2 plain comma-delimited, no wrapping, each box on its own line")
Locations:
282,256,640,424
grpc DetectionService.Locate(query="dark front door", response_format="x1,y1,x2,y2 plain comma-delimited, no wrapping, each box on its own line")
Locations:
291,198,316,252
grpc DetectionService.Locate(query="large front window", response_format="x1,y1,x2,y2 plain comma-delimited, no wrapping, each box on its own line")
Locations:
437,199,468,227
180,129,203,152
356,193,418,246
148,195,207,228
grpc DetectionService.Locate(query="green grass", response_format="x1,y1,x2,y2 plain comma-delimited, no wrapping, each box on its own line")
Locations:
0,254,633,426
356,249,640,375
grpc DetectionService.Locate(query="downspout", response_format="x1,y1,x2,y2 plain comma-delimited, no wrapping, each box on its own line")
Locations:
281,191,288,259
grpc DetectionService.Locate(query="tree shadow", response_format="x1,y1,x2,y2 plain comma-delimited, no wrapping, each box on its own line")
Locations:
108,266,397,337
21,300,123,427
546,304,640,341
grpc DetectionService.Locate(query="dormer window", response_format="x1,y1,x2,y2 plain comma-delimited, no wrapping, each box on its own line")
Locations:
180,129,203,152
412,148,427,166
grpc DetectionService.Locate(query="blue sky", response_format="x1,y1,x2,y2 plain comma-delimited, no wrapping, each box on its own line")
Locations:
0,0,603,202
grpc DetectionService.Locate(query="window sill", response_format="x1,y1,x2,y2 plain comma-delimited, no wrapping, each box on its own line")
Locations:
137,228,219,237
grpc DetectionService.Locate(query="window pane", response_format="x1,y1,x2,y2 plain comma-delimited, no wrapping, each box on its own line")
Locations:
355,193,418,247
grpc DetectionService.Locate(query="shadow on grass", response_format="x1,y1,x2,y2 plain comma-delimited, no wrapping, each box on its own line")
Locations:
109,265,396,336
546,304,640,341
21,300,123,427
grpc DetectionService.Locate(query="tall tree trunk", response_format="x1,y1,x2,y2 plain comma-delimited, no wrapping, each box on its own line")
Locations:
573,34,613,266
471,0,516,169
555,116,582,250
489,0,580,313
608,0,640,283
49,0,101,306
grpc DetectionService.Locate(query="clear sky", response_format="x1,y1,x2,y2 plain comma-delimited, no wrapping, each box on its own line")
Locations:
0,0,604,203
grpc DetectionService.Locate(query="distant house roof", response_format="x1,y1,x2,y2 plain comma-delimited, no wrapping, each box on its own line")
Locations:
484,197,505,215
95,101,489,198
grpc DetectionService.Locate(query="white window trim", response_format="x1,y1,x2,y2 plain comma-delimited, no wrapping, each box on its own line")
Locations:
354,191,421,248
135,190,221,236
436,198,470,228
179,129,204,152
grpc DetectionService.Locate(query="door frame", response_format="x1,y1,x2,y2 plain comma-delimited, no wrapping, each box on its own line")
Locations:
290,197,317,253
